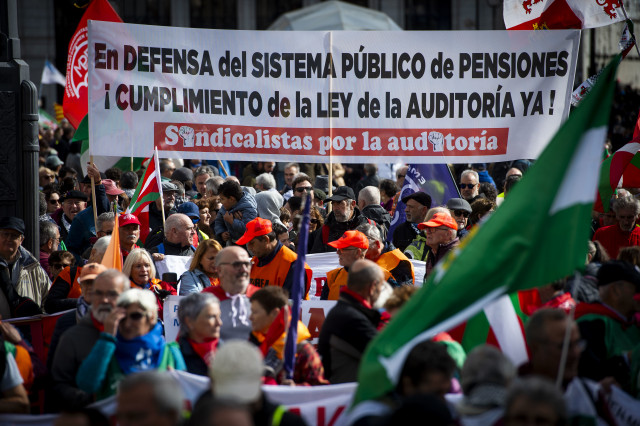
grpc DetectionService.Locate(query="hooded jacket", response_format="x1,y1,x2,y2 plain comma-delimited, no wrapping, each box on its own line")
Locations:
213,191,258,244
361,204,391,240
255,190,285,228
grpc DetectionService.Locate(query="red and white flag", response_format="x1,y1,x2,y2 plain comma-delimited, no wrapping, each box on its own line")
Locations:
504,0,625,30
63,0,121,128
126,150,162,243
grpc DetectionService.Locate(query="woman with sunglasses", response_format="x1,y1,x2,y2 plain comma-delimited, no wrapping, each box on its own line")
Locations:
75,288,185,400
122,249,176,318
43,188,62,215
179,239,223,295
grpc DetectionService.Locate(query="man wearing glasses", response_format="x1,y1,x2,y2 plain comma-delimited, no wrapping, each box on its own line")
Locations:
204,246,259,342
0,217,50,318
446,198,472,240
418,212,459,280
39,220,61,278
458,170,482,203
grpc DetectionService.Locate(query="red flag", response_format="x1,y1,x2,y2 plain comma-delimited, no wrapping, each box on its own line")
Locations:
504,0,624,30
63,0,122,128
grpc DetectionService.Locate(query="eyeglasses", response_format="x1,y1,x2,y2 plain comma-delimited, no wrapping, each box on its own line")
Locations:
452,210,470,218
458,183,477,189
50,263,71,269
92,289,120,300
0,231,23,241
294,186,313,193
218,261,251,269
125,311,146,322
49,199,61,205
310,219,319,224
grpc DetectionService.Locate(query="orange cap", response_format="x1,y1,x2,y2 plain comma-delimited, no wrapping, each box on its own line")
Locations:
236,217,273,245
78,263,108,283
328,230,369,250
417,212,458,230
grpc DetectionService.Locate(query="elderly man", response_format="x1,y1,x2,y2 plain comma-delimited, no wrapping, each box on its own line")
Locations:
318,259,385,383
149,181,179,232
148,213,196,257
116,371,184,426
0,217,50,317
322,230,388,300
236,218,311,298
311,186,372,253
53,190,87,243
357,223,414,286
50,269,129,410
203,246,259,342
418,212,459,279
392,191,431,252
446,198,472,239
254,172,278,193
159,159,176,179
39,220,61,277
358,186,391,240
194,165,217,200
576,260,640,393
592,196,640,258
459,170,483,203
119,213,141,260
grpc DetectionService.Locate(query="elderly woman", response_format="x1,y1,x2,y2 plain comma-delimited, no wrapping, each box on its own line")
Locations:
177,292,222,376
179,239,222,295
75,288,185,400
249,286,327,386
123,248,176,317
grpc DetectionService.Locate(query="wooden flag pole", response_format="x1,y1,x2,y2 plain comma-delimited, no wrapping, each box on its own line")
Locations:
90,155,98,227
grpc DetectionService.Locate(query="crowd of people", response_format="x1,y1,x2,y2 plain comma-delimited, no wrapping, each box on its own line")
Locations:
0,112,638,425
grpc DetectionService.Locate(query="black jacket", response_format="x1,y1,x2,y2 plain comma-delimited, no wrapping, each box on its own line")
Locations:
317,291,381,383
178,335,209,377
392,221,419,252
310,208,371,253
148,238,196,257
361,204,391,240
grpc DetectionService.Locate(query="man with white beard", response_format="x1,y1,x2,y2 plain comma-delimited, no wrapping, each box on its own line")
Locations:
50,269,129,410
593,196,640,258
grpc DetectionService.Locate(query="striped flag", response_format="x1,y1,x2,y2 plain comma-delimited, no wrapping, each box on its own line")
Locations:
352,54,621,408
126,148,162,243
284,192,312,379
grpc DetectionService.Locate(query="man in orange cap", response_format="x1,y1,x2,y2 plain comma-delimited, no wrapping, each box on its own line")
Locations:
322,230,393,300
418,212,459,280
236,217,312,298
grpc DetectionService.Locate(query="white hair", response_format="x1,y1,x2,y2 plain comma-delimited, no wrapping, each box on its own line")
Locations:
255,173,276,190
358,186,380,206
117,288,159,324
92,236,112,257
122,248,157,281
461,170,479,183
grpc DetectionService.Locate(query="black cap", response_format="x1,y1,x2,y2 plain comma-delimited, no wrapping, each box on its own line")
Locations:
325,186,355,202
0,217,25,235
446,198,472,213
597,260,640,290
61,190,88,202
402,191,432,208
314,188,327,201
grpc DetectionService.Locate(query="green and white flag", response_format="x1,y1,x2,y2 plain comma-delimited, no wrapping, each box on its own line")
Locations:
353,55,621,407
73,115,145,176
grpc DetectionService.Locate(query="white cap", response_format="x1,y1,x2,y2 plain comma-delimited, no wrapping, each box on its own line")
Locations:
210,341,263,404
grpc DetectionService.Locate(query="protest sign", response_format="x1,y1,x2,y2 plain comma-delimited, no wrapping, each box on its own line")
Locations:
88,22,579,163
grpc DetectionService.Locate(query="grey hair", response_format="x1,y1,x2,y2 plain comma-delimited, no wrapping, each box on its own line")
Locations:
356,222,382,243
164,213,190,237
94,269,130,291
194,165,216,179
256,172,276,190
122,248,157,281
92,236,112,257
461,169,479,183
118,371,184,417
284,162,299,171
178,292,220,337
159,159,175,174
425,207,450,221
461,345,516,396
39,221,59,244
612,196,640,215
505,377,566,425
206,176,224,195
117,288,158,324
96,211,115,229
358,186,380,206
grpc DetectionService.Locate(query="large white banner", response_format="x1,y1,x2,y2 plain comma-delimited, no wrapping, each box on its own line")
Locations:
88,22,580,163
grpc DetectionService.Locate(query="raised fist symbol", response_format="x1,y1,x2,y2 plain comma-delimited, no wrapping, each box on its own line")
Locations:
179,126,195,147
428,131,444,152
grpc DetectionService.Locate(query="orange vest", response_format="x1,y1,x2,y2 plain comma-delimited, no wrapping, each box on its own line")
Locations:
376,249,415,284
326,267,392,300
250,245,312,298
57,266,83,299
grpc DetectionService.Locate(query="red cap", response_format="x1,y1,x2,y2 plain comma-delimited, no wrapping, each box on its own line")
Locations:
417,212,458,230
119,213,141,227
103,179,124,196
328,230,369,250
236,217,273,245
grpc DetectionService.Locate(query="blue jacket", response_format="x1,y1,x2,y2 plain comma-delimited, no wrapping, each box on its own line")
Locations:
213,190,257,243
179,268,212,295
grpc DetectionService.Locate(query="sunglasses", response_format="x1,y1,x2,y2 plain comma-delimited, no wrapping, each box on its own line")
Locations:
458,183,477,189
49,199,61,205
310,219,319,224
453,210,470,218
294,186,313,193
125,312,146,321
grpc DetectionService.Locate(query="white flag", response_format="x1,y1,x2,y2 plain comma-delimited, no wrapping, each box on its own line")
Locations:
41,60,66,86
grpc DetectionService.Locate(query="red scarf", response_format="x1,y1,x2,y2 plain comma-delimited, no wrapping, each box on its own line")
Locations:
90,312,105,333
187,337,219,365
